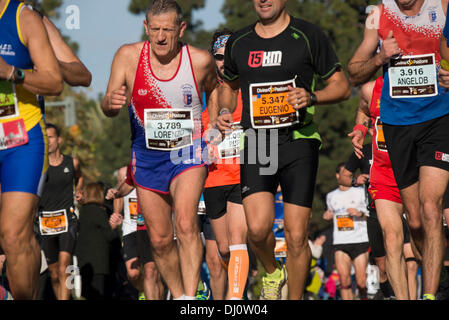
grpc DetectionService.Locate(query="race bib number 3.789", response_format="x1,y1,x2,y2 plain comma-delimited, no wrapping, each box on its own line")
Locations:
144,108,194,151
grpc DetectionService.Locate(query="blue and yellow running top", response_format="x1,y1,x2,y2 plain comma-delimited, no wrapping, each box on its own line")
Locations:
0,0,42,132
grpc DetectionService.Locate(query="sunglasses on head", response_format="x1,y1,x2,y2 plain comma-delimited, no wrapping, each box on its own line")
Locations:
214,54,225,61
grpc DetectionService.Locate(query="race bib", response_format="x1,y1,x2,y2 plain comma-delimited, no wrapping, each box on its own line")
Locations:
144,108,194,151
274,237,287,258
336,215,354,231
217,123,243,159
39,209,68,235
389,54,438,98
128,197,138,222
375,117,387,152
0,81,19,120
249,79,299,128
0,118,28,150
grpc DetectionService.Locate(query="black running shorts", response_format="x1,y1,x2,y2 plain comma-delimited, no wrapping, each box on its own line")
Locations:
240,131,320,208
136,229,154,265
197,214,215,241
203,184,242,220
383,113,449,190
334,242,370,261
40,217,78,265
122,232,138,262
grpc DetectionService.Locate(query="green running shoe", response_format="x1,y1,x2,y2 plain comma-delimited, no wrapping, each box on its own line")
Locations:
138,292,146,300
260,262,287,300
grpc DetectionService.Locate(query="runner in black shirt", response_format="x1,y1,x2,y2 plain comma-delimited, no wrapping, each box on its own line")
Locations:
37,123,83,300
216,0,350,300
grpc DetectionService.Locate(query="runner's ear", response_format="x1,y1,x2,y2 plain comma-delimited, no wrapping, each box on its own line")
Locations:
179,21,187,39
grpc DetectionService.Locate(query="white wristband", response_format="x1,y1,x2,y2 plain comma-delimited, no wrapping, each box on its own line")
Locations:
219,108,231,116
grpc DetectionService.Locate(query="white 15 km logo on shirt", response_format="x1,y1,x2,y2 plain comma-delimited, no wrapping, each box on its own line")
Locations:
248,51,282,68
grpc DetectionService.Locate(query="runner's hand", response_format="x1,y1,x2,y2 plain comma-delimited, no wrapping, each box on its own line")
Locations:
205,143,217,165
216,112,233,136
0,57,13,80
107,85,127,112
109,212,123,229
378,30,401,64
204,121,224,145
348,129,365,159
287,85,311,110
75,190,83,202
323,209,333,220
106,188,119,200
347,208,362,217
356,174,370,186
439,67,449,89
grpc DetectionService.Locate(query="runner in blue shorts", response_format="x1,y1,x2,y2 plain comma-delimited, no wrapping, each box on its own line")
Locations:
0,0,63,299
101,0,219,300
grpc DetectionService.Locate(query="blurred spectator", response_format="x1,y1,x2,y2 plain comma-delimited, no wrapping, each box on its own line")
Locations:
75,182,122,300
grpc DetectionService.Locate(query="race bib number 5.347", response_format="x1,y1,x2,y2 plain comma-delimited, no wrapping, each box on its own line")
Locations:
249,79,299,129
389,53,438,98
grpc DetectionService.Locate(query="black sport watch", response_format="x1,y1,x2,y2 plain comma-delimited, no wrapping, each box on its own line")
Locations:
13,67,25,84
351,176,357,187
309,92,317,106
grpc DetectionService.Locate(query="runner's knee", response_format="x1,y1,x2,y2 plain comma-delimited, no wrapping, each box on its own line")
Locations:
421,200,442,224
284,230,308,253
0,228,32,253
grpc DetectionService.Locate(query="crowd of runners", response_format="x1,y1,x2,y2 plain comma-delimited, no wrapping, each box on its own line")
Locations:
1,0,449,301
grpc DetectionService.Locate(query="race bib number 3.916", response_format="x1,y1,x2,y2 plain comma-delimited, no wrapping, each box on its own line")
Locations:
144,108,194,151
389,54,438,98
250,79,299,128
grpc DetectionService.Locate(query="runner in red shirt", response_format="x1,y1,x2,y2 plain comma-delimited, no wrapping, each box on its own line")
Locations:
349,76,418,299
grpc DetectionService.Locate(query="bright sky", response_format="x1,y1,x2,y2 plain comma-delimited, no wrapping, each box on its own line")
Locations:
53,0,225,100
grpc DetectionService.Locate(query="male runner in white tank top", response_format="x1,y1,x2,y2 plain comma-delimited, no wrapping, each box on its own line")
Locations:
101,0,219,300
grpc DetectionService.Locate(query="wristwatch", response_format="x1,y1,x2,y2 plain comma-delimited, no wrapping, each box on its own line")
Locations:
309,92,317,106
13,67,25,84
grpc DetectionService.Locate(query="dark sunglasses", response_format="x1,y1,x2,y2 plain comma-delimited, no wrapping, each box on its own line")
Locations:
214,54,225,61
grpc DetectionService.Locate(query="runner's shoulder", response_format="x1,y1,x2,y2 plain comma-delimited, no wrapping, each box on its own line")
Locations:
227,24,254,48
114,41,145,62
288,16,328,38
18,4,46,39
186,44,214,69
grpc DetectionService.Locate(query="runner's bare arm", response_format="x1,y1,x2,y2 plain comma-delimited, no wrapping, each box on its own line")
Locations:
101,45,131,117
73,157,84,202
42,16,92,87
316,70,350,104
219,79,239,113
1,7,63,95
200,51,220,123
348,81,374,159
348,7,400,86
216,79,239,132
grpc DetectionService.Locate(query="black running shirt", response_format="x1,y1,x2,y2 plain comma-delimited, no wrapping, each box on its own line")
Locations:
223,15,342,130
